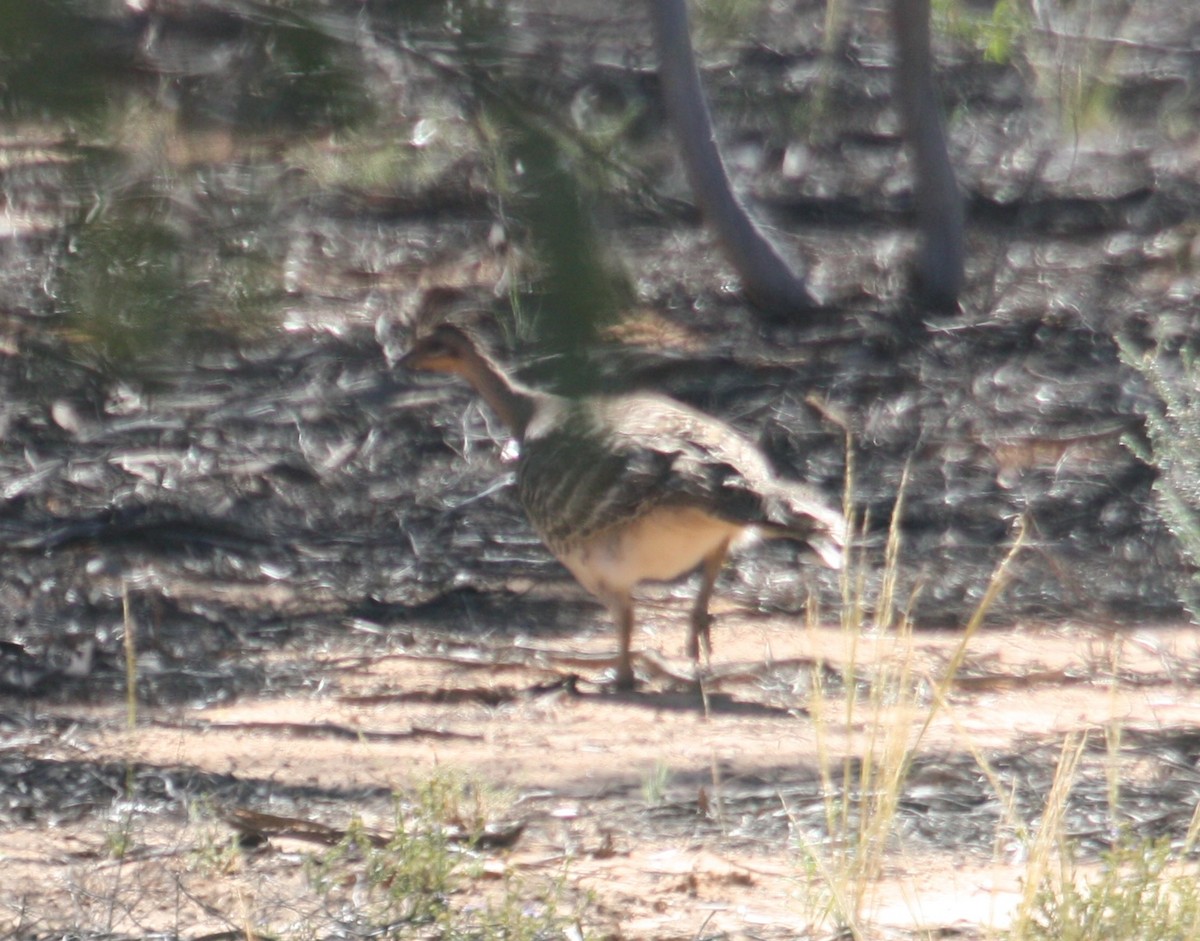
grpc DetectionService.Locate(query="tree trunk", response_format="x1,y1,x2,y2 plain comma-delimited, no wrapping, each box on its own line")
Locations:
892,0,965,309
648,0,815,317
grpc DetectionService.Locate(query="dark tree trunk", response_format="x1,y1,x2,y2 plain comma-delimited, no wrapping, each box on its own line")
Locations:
892,0,965,310
648,0,815,318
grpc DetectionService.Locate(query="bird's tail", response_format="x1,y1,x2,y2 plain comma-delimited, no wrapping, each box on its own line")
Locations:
807,528,845,571
759,482,847,570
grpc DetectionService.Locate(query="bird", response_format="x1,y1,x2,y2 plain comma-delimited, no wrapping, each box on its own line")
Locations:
400,322,845,689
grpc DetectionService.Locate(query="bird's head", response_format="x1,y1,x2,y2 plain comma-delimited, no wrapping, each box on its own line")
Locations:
397,324,479,376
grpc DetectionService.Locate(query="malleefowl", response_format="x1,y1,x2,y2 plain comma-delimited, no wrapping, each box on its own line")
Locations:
401,323,844,689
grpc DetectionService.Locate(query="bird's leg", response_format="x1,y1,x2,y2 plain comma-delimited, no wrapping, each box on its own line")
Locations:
606,591,637,690
688,540,730,665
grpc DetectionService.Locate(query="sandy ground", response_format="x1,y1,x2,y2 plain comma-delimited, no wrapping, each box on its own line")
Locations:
4,606,1200,940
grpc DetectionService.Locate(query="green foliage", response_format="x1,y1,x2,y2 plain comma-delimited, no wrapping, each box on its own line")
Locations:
1019,837,1200,941
293,118,473,194
58,196,280,372
641,761,671,807
0,0,372,131
246,7,376,133
414,768,503,846
981,0,1026,65
935,0,1027,66
498,114,633,355
304,813,457,927
60,207,190,365
1120,342,1200,621
103,814,135,860
466,101,633,392
691,0,768,49
303,771,584,939
0,0,128,122
186,798,243,877
463,874,580,941
3,3,377,376
445,0,634,381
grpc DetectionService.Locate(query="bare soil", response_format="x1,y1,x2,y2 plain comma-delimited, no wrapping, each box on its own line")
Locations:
5,608,1200,940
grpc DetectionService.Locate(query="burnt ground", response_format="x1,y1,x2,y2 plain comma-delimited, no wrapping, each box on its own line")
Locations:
3,0,1200,937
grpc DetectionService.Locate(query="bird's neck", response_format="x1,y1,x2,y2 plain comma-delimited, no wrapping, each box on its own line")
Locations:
455,347,543,440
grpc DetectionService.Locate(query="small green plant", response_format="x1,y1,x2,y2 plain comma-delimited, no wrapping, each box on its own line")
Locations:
799,462,924,936
417,768,513,844
289,118,472,194
303,770,585,939
797,442,1026,938
304,809,458,927
464,872,582,941
1119,341,1200,621
692,0,767,49
1016,835,1200,941
935,0,1027,66
188,829,242,877
59,195,281,371
642,760,671,807
103,813,135,860
186,799,243,877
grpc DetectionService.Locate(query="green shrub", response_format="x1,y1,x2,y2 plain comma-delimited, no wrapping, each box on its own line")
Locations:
1120,342,1200,620
1019,836,1200,941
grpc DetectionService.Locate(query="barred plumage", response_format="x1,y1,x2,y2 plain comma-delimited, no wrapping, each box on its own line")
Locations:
401,323,844,689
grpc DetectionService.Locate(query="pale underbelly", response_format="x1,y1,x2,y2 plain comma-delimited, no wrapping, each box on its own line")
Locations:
555,506,751,596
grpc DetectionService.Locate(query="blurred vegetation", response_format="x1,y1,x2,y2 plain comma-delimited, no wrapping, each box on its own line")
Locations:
691,0,768,50
301,771,587,939
476,103,633,388
0,0,638,378
0,0,373,129
0,0,379,373
59,196,281,369
1019,835,1200,941
0,0,137,122
449,0,634,388
0,0,1155,376
1121,342,1200,623
935,0,1027,65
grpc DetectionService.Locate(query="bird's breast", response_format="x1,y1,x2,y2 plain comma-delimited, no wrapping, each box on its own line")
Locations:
554,506,749,596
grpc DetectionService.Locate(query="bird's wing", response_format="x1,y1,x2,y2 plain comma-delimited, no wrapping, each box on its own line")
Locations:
517,393,754,546
518,393,844,566
517,399,679,548
605,395,847,563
